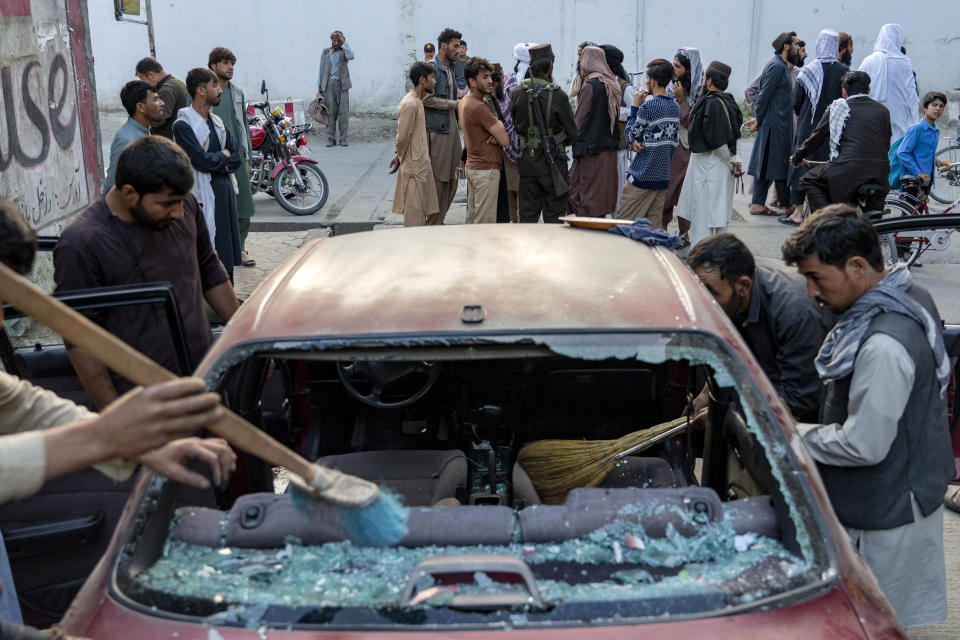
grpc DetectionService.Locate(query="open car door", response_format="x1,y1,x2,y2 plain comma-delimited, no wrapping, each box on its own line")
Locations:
0,238,195,626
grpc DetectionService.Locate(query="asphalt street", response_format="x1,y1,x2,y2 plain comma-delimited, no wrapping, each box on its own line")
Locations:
101,110,960,637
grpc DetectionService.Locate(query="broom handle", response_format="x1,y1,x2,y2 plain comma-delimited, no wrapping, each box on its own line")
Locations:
614,408,709,459
0,263,317,481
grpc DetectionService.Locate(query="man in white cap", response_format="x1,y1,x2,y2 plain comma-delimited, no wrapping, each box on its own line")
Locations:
858,24,919,143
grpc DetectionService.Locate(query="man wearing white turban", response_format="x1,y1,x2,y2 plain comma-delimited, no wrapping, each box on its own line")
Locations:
858,24,919,143
783,29,848,224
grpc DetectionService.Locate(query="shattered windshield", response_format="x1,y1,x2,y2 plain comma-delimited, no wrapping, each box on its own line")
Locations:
118,331,831,629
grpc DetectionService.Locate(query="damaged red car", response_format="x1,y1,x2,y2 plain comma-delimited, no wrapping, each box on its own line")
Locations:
49,224,932,638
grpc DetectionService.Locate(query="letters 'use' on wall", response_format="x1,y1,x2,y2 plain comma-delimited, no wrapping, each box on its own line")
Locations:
0,0,100,232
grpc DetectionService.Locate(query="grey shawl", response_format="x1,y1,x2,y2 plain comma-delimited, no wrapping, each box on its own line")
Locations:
815,264,950,395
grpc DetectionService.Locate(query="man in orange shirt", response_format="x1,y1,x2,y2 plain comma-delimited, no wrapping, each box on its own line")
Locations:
457,57,509,224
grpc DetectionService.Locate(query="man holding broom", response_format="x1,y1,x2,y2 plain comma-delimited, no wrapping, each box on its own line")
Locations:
0,200,236,627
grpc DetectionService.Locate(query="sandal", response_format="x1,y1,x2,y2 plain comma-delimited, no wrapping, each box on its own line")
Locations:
241,250,256,267
749,206,781,217
945,486,960,513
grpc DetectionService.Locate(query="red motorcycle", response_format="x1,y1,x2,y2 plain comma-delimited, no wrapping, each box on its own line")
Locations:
248,81,328,215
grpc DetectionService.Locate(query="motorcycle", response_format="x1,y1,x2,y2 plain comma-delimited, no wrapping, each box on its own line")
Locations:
248,80,329,215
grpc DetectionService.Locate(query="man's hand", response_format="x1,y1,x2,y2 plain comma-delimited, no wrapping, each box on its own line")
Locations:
673,82,686,104
632,90,649,107
631,140,644,153
918,172,932,184
791,154,804,168
222,149,231,159
93,378,223,461
388,155,400,174
731,162,743,177
937,159,950,173
139,437,237,489
745,117,758,132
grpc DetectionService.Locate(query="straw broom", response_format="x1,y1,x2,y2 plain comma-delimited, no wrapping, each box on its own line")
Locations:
517,410,708,505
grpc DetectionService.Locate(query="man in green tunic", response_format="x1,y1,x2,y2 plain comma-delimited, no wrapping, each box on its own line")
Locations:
209,46,257,267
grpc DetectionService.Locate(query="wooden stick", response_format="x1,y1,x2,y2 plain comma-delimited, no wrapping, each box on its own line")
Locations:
0,263,317,481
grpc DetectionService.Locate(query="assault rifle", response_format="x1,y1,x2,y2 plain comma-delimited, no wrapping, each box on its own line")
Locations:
530,85,569,198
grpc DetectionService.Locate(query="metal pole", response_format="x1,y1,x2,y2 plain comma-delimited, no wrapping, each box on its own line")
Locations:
145,0,156,58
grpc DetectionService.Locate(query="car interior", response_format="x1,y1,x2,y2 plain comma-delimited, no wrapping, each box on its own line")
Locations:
112,339,826,626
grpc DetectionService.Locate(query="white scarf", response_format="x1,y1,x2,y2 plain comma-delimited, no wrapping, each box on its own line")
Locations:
828,94,868,160
175,106,227,244
857,23,912,103
513,42,536,83
797,29,840,122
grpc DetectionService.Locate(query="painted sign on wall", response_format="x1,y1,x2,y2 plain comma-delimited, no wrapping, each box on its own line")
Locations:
0,0,100,232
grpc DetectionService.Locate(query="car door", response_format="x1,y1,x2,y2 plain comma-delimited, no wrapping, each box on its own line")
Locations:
0,238,196,627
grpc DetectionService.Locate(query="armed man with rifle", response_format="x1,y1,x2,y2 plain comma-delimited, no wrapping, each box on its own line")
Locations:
509,44,578,223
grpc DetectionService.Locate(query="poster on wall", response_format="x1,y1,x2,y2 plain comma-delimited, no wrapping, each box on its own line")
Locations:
0,0,101,233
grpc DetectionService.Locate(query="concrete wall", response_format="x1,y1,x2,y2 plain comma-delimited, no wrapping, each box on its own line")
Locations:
1,0,101,232
91,0,960,116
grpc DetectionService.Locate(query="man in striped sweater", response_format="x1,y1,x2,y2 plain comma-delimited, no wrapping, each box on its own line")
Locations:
616,59,680,227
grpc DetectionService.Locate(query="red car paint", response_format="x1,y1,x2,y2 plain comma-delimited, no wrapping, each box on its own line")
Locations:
60,226,907,639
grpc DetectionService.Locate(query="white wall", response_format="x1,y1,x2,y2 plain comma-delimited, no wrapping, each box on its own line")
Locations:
89,0,960,114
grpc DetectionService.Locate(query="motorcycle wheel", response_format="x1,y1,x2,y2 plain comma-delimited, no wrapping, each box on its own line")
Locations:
273,163,329,215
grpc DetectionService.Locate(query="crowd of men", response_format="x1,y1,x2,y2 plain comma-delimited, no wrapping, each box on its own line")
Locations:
391,24,947,246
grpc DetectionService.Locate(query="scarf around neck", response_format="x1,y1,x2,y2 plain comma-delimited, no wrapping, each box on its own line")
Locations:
815,263,950,396
667,47,702,107
827,94,868,160
797,29,840,121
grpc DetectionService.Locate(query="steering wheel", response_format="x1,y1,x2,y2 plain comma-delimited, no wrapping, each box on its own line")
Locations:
337,360,440,409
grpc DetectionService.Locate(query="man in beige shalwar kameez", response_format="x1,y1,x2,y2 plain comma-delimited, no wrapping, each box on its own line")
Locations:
390,63,440,227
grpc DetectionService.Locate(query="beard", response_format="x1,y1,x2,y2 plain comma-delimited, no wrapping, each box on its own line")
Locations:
788,50,804,67
208,91,222,106
129,199,170,230
840,50,852,65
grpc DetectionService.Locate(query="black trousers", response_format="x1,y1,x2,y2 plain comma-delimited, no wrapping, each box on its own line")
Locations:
518,172,569,223
751,177,791,208
800,164,887,214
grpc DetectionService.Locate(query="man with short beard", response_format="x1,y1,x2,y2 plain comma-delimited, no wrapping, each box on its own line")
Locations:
745,32,801,217
423,28,463,225
458,57,509,224
209,46,257,267
173,68,243,281
54,136,240,411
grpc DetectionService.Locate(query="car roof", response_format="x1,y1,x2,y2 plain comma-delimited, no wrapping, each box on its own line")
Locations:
198,225,736,370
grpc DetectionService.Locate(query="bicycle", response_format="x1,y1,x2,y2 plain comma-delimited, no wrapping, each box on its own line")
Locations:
880,168,960,267
931,136,960,204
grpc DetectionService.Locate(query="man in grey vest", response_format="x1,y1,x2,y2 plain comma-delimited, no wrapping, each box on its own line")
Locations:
317,30,354,146
782,204,953,629
423,27,463,225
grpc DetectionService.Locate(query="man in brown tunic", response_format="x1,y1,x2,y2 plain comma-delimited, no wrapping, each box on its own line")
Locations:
390,62,440,226
422,28,463,225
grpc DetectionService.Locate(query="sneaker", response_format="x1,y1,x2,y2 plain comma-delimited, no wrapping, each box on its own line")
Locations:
340,141,349,147
326,141,336,147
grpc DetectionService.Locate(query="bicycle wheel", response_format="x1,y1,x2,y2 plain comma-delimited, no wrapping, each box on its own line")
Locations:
880,199,924,267
930,145,960,204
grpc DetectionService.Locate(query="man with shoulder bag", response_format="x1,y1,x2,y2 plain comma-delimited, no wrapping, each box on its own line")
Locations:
676,60,743,246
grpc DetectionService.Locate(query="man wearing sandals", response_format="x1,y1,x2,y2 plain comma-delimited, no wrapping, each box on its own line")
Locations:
784,206,952,628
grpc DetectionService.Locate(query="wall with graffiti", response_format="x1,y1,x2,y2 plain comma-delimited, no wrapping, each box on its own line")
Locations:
0,0,100,233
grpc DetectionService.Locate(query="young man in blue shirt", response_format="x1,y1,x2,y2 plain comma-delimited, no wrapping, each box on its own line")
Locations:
615,59,680,227
898,91,949,186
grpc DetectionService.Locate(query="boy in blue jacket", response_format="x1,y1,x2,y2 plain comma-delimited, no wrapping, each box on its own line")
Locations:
897,91,949,186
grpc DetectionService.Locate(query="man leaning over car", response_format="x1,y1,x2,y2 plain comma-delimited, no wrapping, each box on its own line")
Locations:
0,199,236,630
